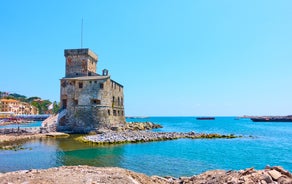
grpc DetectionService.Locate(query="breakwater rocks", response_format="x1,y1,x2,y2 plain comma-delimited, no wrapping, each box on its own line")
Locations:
124,122,163,130
0,165,291,184
110,122,163,132
153,166,292,184
81,131,238,144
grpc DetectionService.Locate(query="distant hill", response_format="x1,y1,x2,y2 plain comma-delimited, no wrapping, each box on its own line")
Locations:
0,91,60,114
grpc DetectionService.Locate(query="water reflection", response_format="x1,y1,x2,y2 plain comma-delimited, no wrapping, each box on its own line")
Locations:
0,135,124,172
1,117,292,177
56,135,124,167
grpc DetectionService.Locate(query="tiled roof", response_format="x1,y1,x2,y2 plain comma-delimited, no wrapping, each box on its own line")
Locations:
0,99,19,103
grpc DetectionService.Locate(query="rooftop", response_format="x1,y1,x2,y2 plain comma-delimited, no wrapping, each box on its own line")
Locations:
62,75,110,81
64,48,98,61
0,99,19,103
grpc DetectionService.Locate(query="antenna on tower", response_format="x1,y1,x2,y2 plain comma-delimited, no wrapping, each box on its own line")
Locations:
81,18,83,48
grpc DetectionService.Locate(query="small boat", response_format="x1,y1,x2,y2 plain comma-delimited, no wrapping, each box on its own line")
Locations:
250,116,292,122
196,117,215,120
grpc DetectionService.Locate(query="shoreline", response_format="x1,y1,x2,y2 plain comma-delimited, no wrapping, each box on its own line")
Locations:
0,121,240,146
0,119,36,126
0,127,291,183
0,165,291,184
0,132,69,149
80,131,238,145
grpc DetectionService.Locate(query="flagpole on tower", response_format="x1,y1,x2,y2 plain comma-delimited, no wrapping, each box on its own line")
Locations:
81,18,83,48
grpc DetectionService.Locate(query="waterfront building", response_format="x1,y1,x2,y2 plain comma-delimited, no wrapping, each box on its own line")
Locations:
59,48,125,133
0,99,38,115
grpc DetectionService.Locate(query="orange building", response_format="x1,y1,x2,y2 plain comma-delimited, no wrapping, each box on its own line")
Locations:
0,99,39,115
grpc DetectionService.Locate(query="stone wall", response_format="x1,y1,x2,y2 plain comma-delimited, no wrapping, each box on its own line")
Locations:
59,77,125,133
59,48,125,133
64,49,98,78
0,127,41,134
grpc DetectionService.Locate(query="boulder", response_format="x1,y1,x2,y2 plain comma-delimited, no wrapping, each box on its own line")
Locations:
268,169,282,180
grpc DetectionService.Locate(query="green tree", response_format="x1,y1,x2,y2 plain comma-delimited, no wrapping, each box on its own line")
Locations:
9,93,27,102
31,100,51,114
52,101,60,114
27,97,41,103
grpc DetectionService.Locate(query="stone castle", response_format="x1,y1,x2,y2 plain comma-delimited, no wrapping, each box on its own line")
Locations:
58,48,125,133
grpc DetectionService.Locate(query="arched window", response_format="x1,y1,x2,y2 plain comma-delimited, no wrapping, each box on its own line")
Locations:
112,96,115,107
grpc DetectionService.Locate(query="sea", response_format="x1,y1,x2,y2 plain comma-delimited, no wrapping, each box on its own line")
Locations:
0,117,291,177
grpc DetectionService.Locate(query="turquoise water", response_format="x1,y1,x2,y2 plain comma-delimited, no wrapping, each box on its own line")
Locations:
0,117,291,177
0,121,42,129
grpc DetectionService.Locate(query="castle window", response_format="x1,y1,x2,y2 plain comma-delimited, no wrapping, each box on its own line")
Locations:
113,110,117,116
100,83,104,89
79,82,83,88
62,99,67,109
61,81,66,87
112,96,115,104
108,109,111,116
74,99,78,105
91,99,101,105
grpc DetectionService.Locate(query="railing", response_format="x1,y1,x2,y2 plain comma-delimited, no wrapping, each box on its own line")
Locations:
41,109,67,133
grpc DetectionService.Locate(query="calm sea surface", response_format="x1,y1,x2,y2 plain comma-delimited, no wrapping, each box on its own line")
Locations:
0,117,291,177
0,121,42,129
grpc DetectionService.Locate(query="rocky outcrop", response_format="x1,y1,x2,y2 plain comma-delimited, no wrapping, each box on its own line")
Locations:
80,131,237,144
0,165,291,184
153,166,292,184
110,122,163,131
0,166,163,184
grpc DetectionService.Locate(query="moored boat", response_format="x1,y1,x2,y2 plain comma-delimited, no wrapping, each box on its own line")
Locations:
250,116,292,122
196,117,215,120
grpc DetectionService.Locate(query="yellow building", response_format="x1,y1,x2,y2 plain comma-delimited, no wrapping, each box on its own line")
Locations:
0,99,38,115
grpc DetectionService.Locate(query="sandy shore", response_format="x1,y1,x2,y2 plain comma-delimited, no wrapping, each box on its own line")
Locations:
0,165,291,184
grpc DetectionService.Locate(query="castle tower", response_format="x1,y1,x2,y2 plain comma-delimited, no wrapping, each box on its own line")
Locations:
64,48,98,78
59,48,125,133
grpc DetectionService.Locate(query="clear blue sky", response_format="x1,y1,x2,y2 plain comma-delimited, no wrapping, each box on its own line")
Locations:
1,0,291,116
